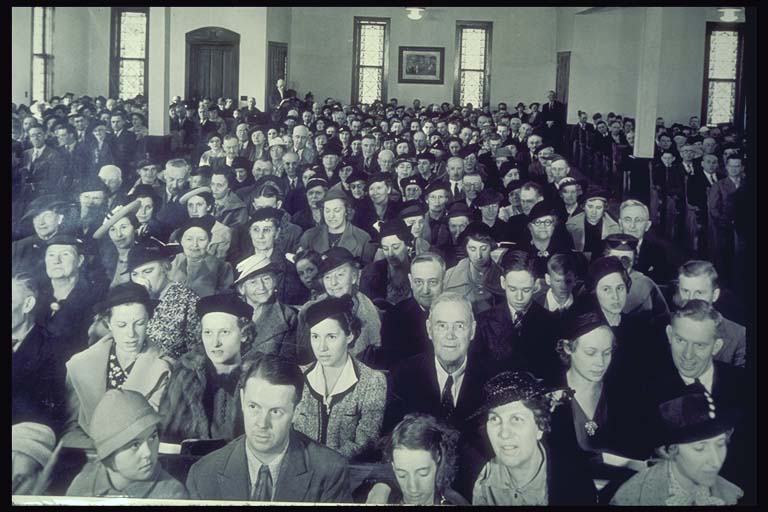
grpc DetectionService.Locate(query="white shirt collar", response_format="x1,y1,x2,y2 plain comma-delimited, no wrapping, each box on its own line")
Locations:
679,362,714,394
545,289,573,312
245,436,289,500
306,355,358,407
435,355,467,407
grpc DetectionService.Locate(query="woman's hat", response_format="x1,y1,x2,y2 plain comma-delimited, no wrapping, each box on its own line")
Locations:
249,206,283,226
424,181,450,198
179,215,216,238
179,186,213,205
124,237,182,273
92,281,156,316
446,202,472,219
21,194,68,222
475,189,503,208
399,201,427,219
318,247,359,276
564,310,610,341
305,294,355,329
196,293,253,319
527,200,557,222
346,170,369,185
127,184,162,206
12,422,56,468
603,233,639,253
366,172,391,187
92,199,142,240
234,253,282,287
399,175,426,192
469,371,572,420
658,389,736,446
305,177,329,191
322,187,352,205
582,188,609,203
588,256,628,291
378,218,413,243
268,137,289,149
90,389,163,461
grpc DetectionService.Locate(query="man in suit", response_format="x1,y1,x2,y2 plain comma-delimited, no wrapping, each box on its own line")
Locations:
109,111,139,177
618,199,678,285
473,250,561,383
155,158,191,229
443,157,466,203
268,79,288,111
707,154,744,285
186,354,353,502
54,123,90,194
383,292,496,434
569,110,595,174
291,125,316,167
541,90,566,152
686,153,723,256
21,125,67,206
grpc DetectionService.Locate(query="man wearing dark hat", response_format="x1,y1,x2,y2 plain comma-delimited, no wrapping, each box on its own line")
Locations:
352,173,402,241
359,219,414,307
473,250,561,382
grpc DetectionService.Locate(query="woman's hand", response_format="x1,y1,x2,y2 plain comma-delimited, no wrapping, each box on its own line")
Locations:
366,482,392,504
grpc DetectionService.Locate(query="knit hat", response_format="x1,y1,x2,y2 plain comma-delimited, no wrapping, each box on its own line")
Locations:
12,422,56,468
90,389,163,461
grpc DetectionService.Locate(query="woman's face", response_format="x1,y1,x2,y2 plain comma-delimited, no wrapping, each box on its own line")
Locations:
135,197,155,224
249,220,278,252
240,272,276,305
383,139,396,152
296,258,319,290
673,434,728,489
584,199,605,224
323,198,347,231
396,142,410,156
252,130,266,145
201,312,244,365
208,136,222,151
486,400,543,470
403,216,425,239
267,128,278,140
310,317,352,368
181,227,210,260
108,302,149,353
392,447,438,505
503,168,521,187
109,217,136,250
111,425,160,484
322,264,356,297
596,272,628,316
529,215,556,242
566,326,613,383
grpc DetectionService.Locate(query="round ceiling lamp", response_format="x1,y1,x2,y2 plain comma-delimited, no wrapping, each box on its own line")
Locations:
406,8,425,21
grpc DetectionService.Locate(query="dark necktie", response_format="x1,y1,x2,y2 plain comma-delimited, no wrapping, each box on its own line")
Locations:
512,311,523,331
441,374,454,418
251,464,273,502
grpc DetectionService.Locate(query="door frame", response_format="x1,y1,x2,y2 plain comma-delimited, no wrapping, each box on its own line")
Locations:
556,51,571,117
185,27,240,102
266,41,289,108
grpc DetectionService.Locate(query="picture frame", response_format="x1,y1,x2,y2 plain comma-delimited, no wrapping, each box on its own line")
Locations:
398,46,445,84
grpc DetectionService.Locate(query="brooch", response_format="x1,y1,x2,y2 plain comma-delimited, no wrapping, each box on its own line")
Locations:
585,420,598,437
50,302,60,313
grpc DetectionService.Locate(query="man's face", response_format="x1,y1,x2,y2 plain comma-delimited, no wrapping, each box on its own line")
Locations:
701,154,718,173
501,270,536,313
446,159,464,181
138,164,159,184
378,152,394,171
32,210,62,239
28,127,45,148
249,219,278,252
560,185,579,207
55,128,73,147
413,132,427,150
725,158,743,177
72,116,87,132
306,186,326,209
546,270,576,301
527,136,542,152
79,191,106,211
486,400,543,470
463,175,483,200
361,138,376,157
186,195,210,218
427,300,475,369
241,375,296,457
677,274,718,305
519,189,541,216
479,202,500,224
459,128,472,145
584,198,605,224
550,159,569,182
666,316,722,380
409,261,443,309
381,234,409,268
509,118,522,134
368,181,390,205
45,244,82,279
322,263,357,297
283,154,299,178
165,165,189,196
99,169,122,193
595,273,627,316
619,205,651,240
220,137,238,161
422,122,435,136
252,161,272,180
661,152,676,167
110,115,125,133
448,216,469,243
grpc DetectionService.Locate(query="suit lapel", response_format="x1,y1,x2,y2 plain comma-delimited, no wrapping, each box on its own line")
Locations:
273,431,312,502
217,437,251,500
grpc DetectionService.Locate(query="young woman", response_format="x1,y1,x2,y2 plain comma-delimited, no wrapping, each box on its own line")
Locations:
292,295,386,459
198,132,226,169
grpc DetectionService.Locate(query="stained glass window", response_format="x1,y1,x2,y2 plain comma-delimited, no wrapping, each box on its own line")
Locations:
353,18,389,105
456,23,491,108
111,8,148,100
703,25,742,126
31,7,54,103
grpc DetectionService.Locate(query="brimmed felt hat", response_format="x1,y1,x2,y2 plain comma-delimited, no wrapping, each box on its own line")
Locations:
12,422,56,468
268,137,288,148
658,389,737,446
305,294,355,329
93,281,156,316
527,200,557,222
582,188,609,203
475,189,503,208
45,234,83,249
504,179,524,195
231,156,252,170
603,233,638,253
78,174,111,195
179,186,212,204
469,371,572,421
196,293,253,319
124,237,182,273
305,177,329,191
21,194,68,222
234,253,282,286
90,390,163,461
323,187,351,205
318,247,359,276
399,201,427,219
416,152,436,163
93,199,142,240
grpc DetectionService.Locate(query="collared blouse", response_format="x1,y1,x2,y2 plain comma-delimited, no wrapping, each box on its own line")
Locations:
473,444,549,506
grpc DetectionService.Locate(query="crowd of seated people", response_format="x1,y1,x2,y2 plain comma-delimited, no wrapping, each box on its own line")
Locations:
11,88,752,505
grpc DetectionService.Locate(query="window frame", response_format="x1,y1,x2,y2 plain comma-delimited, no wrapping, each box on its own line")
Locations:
700,21,744,128
351,16,390,105
30,6,54,103
454,20,493,109
110,7,150,100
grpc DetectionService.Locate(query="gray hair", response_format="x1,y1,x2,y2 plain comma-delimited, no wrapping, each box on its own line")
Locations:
410,252,446,275
619,199,650,219
428,291,473,323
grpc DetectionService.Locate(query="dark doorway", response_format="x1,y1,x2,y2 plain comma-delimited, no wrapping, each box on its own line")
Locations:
185,27,240,103
266,41,288,107
556,51,571,115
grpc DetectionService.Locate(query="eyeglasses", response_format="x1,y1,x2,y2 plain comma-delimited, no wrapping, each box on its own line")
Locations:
621,217,647,226
532,219,555,227
433,321,468,335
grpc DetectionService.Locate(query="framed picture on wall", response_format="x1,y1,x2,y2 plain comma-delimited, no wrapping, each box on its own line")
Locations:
398,46,445,84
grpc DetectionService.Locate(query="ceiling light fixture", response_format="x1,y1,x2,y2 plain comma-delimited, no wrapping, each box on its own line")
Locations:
406,8,425,21
718,8,741,22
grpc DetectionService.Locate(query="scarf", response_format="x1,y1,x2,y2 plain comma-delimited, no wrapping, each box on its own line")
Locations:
666,461,725,506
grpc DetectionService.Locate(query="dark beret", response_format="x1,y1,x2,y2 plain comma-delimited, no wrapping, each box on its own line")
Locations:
527,200,557,222
346,170,368,184
416,152,436,163
379,218,412,243
179,215,215,237
196,293,253,319
424,181,450,197
305,178,329,191
231,157,252,170
305,295,355,330
603,233,639,252
318,247,359,275
250,206,283,224
399,201,427,219
582,188,609,203
399,175,426,191
588,256,629,290
447,202,472,219
93,282,156,316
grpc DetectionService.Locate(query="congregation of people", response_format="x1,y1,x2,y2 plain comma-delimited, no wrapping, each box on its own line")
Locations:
11,85,752,505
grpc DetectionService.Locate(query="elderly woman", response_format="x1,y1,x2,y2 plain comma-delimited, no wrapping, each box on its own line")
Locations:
296,247,382,366
168,216,234,298
198,132,226,169
62,282,172,449
298,188,377,264
245,127,267,162
470,371,597,505
233,253,298,360
176,186,233,260
159,294,255,442
93,200,142,289
565,188,620,260
362,414,469,505
66,390,188,499
520,200,578,277
611,390,743,505
293,295,386,460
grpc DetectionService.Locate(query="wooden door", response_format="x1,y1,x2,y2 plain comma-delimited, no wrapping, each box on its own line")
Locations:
266,41,288,105
185,27,240,103
556,51,571,112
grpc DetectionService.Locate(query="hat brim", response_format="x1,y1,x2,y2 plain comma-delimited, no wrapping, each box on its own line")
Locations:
96,409,163,461
179,186,212,204
659,412,736,447
93,199,142,240
21,200,68,222
233,261,283,287
467,385,572,422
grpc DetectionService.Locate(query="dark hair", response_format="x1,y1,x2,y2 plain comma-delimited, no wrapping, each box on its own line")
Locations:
191,165,213,180
547,253,577,276
55,123,77,137
500,249,538,279
239,353,305,406
384,413,460,494
308,295,363,349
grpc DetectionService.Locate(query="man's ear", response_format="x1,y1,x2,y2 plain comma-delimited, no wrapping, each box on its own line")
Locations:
533,279,542,294
544,274,552,287
276,199,283,210
665,325,674,345
22,295,37,315
77,254,85,269
712,287,721,304
712,338,724,356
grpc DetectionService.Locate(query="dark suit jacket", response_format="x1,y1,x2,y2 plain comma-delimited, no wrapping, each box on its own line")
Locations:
21,146,67,200
383,352,497,435
541,100,566,126
110,129,138,173
58,142,91,193
380,297,432,369
352,198,401,240
687,168,723,212
635,234,678,285
186,431,353,502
